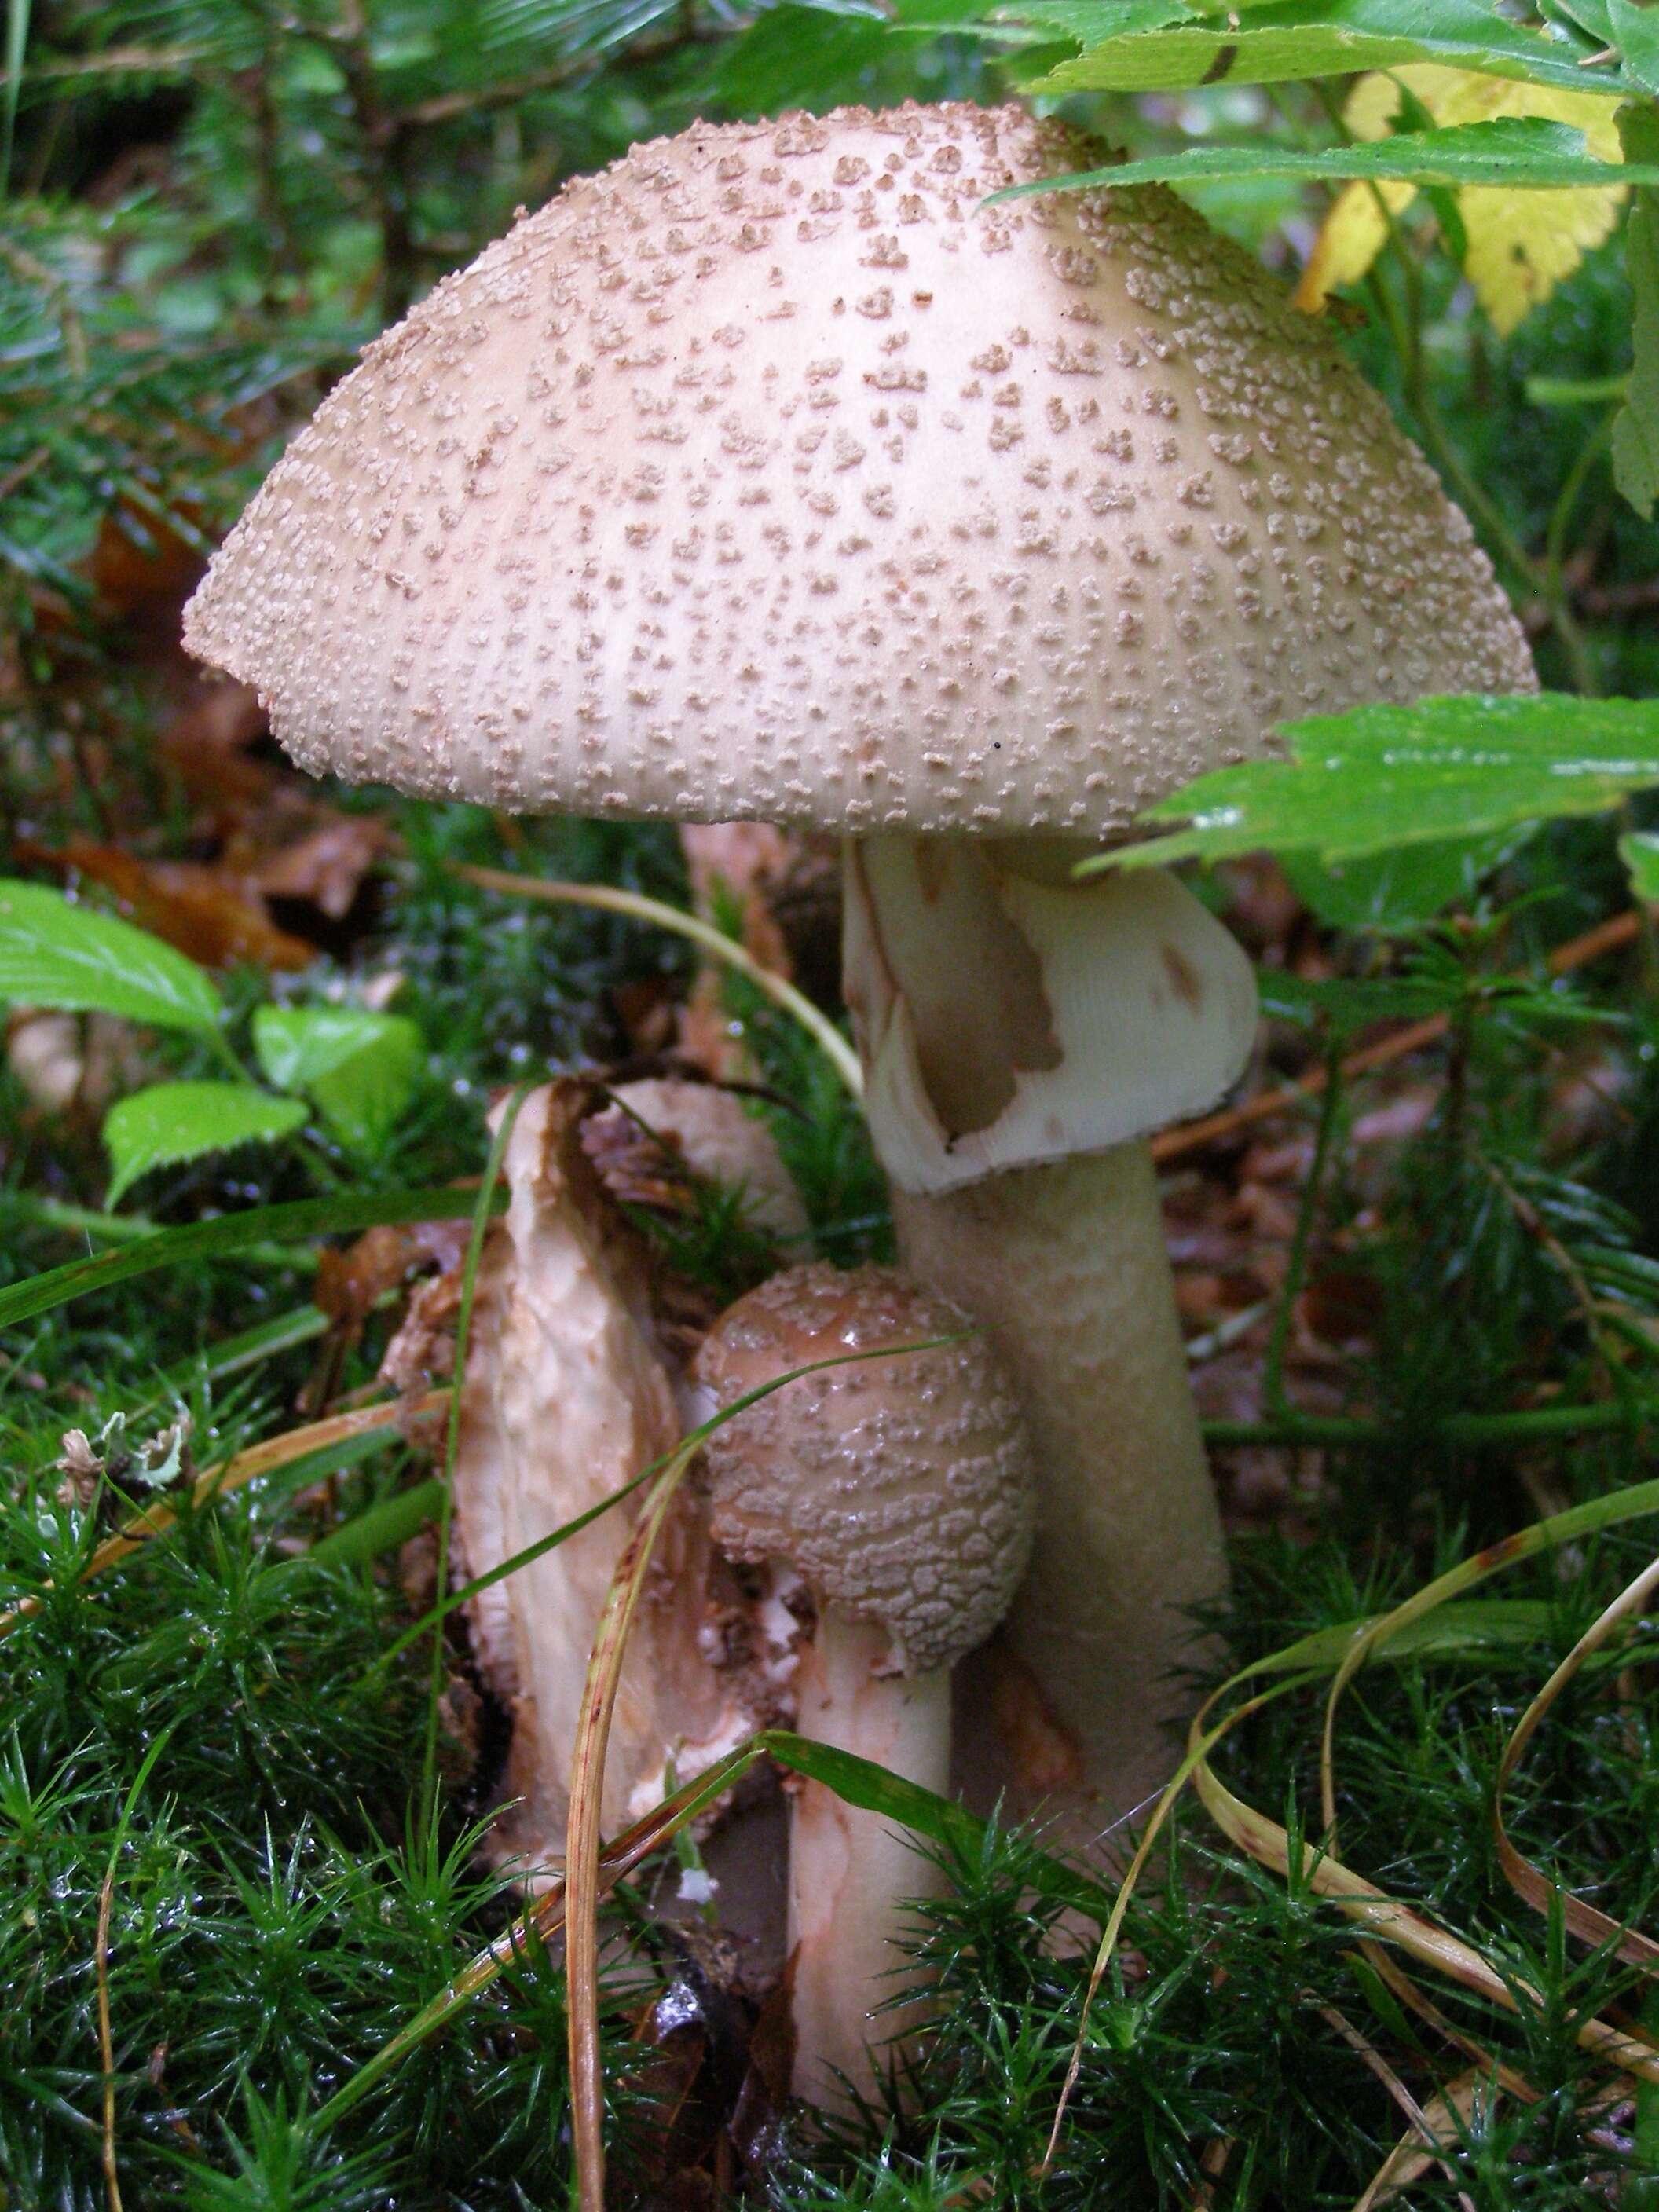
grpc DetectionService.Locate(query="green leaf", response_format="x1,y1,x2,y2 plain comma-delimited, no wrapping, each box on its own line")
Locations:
992,117,1650,203
762,1731,1114,1920
1614,107,1659,518
104,1083,309,1207
1622,830,1659,899
252,1005,423,1152
1001,0,1621,95
0,880,222,1033
1103,694,1659,873
1280,830,1526,932
1610,0,1659,96
708,3,886,111
1546,0,1615,46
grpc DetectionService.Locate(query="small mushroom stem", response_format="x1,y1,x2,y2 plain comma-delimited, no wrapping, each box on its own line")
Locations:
891,1145,1225,1837
788,1610,950,2106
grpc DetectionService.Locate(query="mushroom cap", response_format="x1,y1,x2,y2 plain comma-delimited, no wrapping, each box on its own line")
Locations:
692,1263,1034,1675
184,102,1533,844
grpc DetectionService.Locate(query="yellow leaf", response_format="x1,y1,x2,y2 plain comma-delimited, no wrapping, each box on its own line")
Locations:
1295,64,1626,333
1293,178,1412,314
1459,177,1626,335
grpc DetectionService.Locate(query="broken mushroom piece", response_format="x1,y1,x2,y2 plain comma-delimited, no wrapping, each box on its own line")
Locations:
588,1075,810,1246
185,98,1536,1841
447,1078,806,1879
692,1264,1034,2106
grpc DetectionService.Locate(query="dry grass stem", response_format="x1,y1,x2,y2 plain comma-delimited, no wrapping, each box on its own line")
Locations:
0,1394,444,1641
96,1862,123,2212
1316,2002,1478,2212
1492,1550,1659,1968
449,865,865,1099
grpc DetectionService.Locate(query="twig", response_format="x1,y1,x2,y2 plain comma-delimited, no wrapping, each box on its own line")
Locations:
1152,909,1643,1166
0,43,206,82
0,446,49,504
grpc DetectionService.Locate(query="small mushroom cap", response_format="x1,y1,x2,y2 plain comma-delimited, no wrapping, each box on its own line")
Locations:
184,102,1533,844
693,1264,1034,1675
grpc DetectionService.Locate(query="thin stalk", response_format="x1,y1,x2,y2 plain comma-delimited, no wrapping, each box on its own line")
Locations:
450,863,863,1100
202,1024,257,1085
1544,410,1617,613
1262,1049,1342,1419
1202,1397,1658,1451
2,1193,312,1269
419,1082,530,1826
566,1441,699,2208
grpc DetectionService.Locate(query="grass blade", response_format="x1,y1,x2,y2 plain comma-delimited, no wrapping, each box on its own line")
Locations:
0,1185,499,1331
421,1084,531,1821
1491,1550,1659,1969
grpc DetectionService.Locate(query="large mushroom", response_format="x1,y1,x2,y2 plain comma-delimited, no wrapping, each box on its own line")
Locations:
184,101,1533,1838
692,1262,1034,2104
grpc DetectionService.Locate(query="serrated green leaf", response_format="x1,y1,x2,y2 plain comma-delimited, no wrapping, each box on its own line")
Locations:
0,881,222,1033
104,1083,309,1207
1280,830,1526,932
1622,830,1659,899
1001,0,1620,95
1545,0,1614,46
1101,694,1659,873
994,116,1646,203
252,1005,423,1153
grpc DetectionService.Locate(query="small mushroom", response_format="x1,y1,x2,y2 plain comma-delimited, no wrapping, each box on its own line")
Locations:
692,1263,1034,2104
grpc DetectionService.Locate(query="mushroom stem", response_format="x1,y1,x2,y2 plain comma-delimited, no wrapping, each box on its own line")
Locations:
892,1144,1225,1840
842,834,1252,1841
787,1610,950,2106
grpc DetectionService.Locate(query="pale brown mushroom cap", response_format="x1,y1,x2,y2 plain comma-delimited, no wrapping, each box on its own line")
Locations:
184,102,1533,843
692,1263,1034,1676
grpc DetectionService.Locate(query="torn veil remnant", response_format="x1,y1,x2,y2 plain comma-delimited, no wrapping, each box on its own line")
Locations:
187,98,1536,1852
